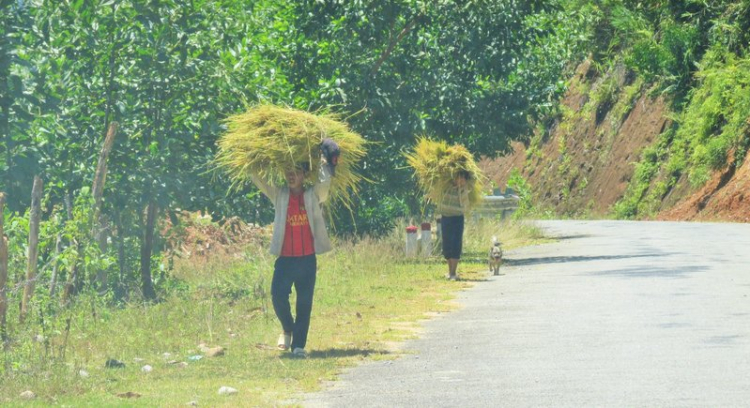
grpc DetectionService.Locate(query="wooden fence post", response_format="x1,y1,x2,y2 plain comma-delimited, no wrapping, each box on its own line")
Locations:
20,176,42,323
92,121,118,291
0,193,8,339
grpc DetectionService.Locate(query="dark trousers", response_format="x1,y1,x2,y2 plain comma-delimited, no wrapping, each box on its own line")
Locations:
271,254,317,350
441,215,465,259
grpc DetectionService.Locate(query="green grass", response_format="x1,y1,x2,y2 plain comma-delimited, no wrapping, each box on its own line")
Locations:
1,218,547,407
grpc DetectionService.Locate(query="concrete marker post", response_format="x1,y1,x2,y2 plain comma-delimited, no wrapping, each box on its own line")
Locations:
405,225,418,257
420,222,432,257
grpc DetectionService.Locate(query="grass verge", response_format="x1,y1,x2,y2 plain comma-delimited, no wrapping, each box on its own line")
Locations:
1,218,547,407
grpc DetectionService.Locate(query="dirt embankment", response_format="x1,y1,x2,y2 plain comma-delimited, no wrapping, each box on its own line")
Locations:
659,150,750,222
481,60,750,222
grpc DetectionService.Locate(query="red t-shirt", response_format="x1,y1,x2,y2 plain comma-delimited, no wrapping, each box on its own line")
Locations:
281,192,315,257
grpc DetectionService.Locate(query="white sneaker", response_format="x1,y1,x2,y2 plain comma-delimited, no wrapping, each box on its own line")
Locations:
277,333,291,351
291,347,306,357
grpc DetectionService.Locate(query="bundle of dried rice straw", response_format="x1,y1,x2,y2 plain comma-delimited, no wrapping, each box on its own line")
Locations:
405,137,486,208
215,104,367,209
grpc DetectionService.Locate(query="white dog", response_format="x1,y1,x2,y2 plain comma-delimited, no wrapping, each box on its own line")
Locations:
488,236,503,276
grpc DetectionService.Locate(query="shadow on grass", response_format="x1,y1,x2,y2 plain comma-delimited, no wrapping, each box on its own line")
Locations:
281,348,391,360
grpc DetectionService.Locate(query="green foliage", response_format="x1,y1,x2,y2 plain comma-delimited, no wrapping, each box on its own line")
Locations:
626,38,668,84
613,144,660,219
514,0,598,118
568,1,707,99
674,47,750,186
0,189,121,342
590,72,621,123
559,0,750,220
0,1,35,211
1,0,591,260
1,0,296,305
3,212,30,283
613,124,683,219
282,0,585,234
706,1,750,53
610,76,644,124
506,168,533,218
350,196,409,237
623,18,699,95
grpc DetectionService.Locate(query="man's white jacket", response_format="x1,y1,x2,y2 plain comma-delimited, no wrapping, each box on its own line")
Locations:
251,163,333,256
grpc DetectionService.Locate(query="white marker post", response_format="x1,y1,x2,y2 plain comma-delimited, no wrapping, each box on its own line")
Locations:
405,225,418,257
420,222,432,257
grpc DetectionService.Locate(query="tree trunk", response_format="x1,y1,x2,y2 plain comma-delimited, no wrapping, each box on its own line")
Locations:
92,122,118,215
21,176,42,323
92,122,118,291
64,191,73,220
49,233,62,299
0,192,8,340
61,191,78,305
140,201,158,301
62,250,78,305
94,217,109,292
115,211,127,301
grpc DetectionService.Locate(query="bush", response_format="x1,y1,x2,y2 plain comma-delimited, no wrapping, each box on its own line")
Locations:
506,169,533,218
677,47,750,180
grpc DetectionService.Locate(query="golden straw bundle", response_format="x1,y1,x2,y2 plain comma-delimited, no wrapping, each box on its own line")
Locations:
405,137,486,208
215,104,367,209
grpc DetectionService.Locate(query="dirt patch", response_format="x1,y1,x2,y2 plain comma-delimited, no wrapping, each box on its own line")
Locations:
480,141,527,193
659,151,750,222
162,211,270,261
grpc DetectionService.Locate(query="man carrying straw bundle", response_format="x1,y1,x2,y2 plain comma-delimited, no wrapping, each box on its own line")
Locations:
216,104,366,357
406,138,485,281
250,150,335,357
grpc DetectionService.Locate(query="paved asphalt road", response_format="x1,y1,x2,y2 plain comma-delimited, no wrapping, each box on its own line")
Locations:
303,220,750,407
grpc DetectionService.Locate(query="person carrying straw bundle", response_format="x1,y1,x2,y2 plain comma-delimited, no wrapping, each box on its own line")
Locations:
406,137,485,280
215,104,366,357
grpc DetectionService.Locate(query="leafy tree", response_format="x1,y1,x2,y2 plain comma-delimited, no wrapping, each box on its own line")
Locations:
0,0,35,212
271,0,572,234
4,0,296,301
1,0,625,310
94,0,294,299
